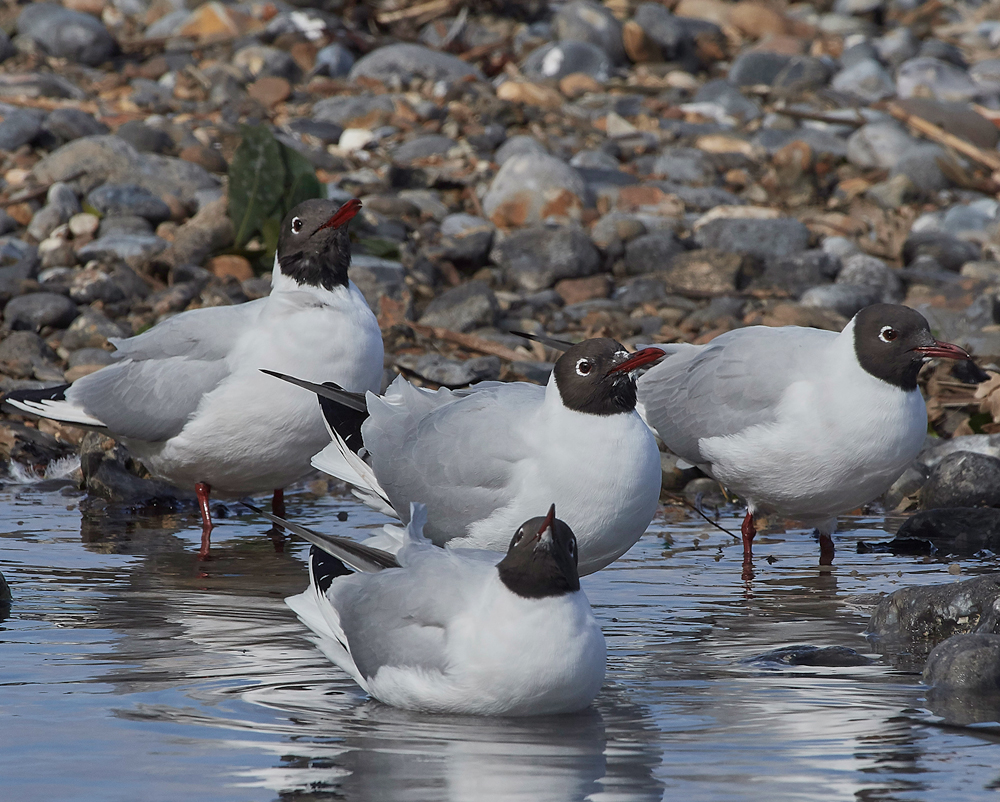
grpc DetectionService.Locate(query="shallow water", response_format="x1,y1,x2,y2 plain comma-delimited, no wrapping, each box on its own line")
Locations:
2,481,999,802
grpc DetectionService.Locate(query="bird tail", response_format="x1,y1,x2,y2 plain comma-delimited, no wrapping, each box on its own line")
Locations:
311,429,397,519
259,370,368,454
3,384,107,429
285,548,370,692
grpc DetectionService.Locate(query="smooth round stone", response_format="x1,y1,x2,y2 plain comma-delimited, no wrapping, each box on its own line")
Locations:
349,43,482,85
43,107,109,143
494,135,548,166
314,43,355,78
920,452,1000,509
890,144,951,193
17,3,117,66
86,184,172,223
552,0,626,64
694,79,762,121
3,292,78,331
339,128,374,151
897,57,980,102
521,40,611,82
0,108,43,151
392,134,455,163
76,234,168,263
97,214,154,237
482,152,587,226
830,59,896,102
114,121,175,154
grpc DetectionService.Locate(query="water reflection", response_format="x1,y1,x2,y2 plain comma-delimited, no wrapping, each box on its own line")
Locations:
3,484,1000,801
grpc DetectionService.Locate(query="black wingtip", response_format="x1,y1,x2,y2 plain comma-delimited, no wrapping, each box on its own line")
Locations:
509,330,575,352
3,383,71,407
310,545,351,593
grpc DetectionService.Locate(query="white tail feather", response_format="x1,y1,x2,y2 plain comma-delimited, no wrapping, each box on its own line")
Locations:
6,398,106,428
311,429,397,519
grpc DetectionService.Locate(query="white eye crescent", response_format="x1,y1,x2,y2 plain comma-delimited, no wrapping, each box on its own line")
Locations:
512,527,525,545
291,217,303,233
879,326,898,343
575,358,593,377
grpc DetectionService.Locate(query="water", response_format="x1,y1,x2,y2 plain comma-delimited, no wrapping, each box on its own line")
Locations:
2,481,999,801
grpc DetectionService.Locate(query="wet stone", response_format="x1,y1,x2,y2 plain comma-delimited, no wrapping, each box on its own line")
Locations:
924,634,1000,694
894,507,1000,557
747,645,874,667
919,452,1000,509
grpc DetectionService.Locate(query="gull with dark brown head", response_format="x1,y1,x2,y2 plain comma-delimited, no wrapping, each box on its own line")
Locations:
5,198,383,557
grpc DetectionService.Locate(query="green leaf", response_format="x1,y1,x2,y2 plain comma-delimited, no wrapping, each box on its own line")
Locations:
228,124,286,249
279,142,323,218
969,411,993,434
260,216,282,271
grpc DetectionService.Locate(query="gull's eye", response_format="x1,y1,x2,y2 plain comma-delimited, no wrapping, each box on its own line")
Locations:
291,217,303,233
576,358,593,377
879,326,898,343
511,526,525,546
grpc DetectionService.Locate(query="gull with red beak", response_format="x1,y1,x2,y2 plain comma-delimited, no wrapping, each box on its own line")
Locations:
634,303,973,576
277,501,606,716
266,337,666,575
5,198,383,557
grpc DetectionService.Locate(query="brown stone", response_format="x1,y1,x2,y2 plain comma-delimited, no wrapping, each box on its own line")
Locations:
496,81,563,109
63,0,105,15
290,42,317,73
559,72,603,99
64,364,105,382
729,1,789,37
623,20,661,63
178,1,263,43
179,144,228,174
754,302,847,331
207,255,253,282
248,76,291,107
674,0,731,25
539,188,584,221
6,203,33,226
555,275,612,305
663,249,744,294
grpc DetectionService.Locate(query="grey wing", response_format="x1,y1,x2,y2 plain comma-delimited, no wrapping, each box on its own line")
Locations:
110,300,264,361
66,356,230,441
332,549,490,678
365,383,540,543
637,326,835,463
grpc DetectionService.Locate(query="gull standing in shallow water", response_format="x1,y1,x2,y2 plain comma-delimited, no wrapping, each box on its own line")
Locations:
272,502,606,716
5,199,383,557
266,337,666,575
634,303,972,576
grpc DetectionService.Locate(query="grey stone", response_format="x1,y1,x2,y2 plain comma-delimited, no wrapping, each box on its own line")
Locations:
32,136,218,206
313,94,396,127
747,645,873,667
98,214,154,238
167,197,232,267
925,634,1000,693
866,174,918,209
897,57,980,103
418,280,499,332
80,431,190,505
729,51,795,86
876,26,919,68
393,134,455,163
839,41,880,69
835,253,904,303
623,232,685,275
895,98,999,149
749,250,840,298
632,3,697,66
491,226,601,292
919,451,1000,509
753,127,849,159
433,214,495,268
847,122,921,169
69,268,125,305
0,209,18,237
830,59,896,102
695,218,810,260
61,307,127,350
350,254,407,316
553,0,626,64
883,463,930,509
349,43,482,85
0,73,85,101
314,43,355,78
903,231,980,271
652,147,715,184
0,330,60,377
868,574,1000,653
918,434,1000,470
114,120,174,154
3,292,78,331
27,205,71,242
396,353,501,387
773,56,832,91
570,149,620,170
494,135,547,166
67,347,114,369
0,108,43,151
896,507,1000,556
43,107,109,143
482,152,587,226
522,40,611,83
76,234,168,265
86,184,172,223
17,3,117,66
891,144,952,193
801,283,881,317
694,79,762,121
0,30,13,64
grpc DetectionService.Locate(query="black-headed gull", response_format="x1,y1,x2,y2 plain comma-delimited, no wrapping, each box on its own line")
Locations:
635,303,971,574
274,502,606,716
267,338,666,575
5,199,383,557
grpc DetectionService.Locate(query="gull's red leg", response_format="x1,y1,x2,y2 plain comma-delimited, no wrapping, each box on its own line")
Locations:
818,532,835,566
269,488,286,553
196,482,213,560
741,510,756,581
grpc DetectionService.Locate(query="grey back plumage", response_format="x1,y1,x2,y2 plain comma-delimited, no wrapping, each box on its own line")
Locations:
637,326,836,464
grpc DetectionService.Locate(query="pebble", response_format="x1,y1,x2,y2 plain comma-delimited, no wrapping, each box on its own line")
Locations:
17,3,118,66
695,217,810,260
553,0,627,64
3,292,79,331
86,184,172,223
418,280,499,333
491,225,601,292
349,43,482,86
521,40,612,83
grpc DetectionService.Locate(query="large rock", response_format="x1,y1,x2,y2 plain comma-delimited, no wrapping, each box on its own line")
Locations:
695,218,810,260
919,451,1000,509
868,574,1000,652
924,634,1000,694
349,43,482,85
491,226,601,292
482,152,587,227
32,136,218,206
17,3,118,66
895,507,1000,556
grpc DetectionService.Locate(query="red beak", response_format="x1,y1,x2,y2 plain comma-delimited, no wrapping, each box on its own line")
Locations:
912,340,971,360
607,346,667,375
536,504,556,540
317,198,362,231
